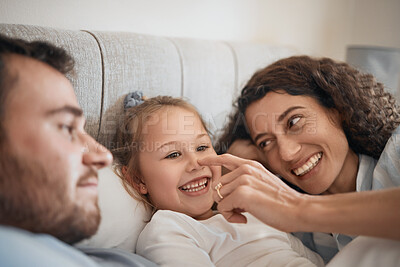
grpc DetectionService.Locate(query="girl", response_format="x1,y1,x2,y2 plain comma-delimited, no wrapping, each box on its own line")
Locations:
113,94,324,266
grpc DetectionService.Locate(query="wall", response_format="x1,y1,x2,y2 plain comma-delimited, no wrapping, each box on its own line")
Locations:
0,0,399,60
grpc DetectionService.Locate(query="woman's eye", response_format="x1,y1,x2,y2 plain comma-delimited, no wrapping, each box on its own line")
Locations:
258,140,271,149
165,152,181,159
288,116,301,128
197,145,209,152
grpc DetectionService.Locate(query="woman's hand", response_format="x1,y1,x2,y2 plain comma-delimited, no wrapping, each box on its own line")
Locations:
200,154,400,239
199,153,307,232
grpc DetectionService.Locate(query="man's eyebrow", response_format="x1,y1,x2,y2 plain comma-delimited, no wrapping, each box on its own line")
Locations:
45,105,83,117
157,133,209,151
254,106,305,144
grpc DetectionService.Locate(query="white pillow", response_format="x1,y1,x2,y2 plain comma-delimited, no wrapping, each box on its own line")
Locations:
78,166,151,252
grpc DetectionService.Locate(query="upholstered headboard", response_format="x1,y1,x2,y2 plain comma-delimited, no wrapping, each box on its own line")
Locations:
0,23,296,252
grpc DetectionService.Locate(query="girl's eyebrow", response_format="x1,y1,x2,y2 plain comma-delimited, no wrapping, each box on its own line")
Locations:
157,141,178,151
157,133,209,151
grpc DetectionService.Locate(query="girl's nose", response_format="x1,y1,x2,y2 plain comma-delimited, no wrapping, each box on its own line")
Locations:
185,153,203,173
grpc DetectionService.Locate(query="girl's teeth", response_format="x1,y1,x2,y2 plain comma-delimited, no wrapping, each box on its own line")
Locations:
181,178,208,191
185,184,206,192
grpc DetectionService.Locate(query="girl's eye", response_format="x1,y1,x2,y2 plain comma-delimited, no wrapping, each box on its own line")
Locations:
165,152,181,159
197,145,209,152
288,116,301,128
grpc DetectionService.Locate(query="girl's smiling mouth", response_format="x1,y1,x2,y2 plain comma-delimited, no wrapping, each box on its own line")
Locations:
179,177,210,194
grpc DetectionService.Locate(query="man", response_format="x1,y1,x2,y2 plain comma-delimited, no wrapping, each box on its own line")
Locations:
0,34,156,266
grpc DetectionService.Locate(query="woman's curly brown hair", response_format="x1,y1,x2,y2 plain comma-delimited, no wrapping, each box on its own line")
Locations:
232,55,400,159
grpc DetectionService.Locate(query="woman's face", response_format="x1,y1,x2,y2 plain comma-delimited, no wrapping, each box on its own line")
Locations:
245,91,359,194
138,107,220,220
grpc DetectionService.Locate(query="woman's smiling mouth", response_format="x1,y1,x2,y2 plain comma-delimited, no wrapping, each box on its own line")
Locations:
292,152,322,176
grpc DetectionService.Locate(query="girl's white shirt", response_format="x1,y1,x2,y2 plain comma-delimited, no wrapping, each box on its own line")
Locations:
137,210,324,267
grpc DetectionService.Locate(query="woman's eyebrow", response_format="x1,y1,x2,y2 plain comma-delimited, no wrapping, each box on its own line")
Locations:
254,133,268,144
277,106,305,122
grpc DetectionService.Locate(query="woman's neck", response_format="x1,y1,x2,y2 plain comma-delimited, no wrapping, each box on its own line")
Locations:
323,150,359,195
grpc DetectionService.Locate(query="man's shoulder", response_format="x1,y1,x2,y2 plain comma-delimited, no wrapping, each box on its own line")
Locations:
77,246,158,267
0,225,158,267
0,225,99,267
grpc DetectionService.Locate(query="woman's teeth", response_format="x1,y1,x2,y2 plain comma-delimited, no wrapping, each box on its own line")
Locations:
293,152,322,176
180,178,208,192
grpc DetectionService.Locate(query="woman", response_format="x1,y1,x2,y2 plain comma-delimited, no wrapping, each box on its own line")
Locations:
201,56,400,262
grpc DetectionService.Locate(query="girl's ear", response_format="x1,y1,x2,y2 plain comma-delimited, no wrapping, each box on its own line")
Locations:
122,166,148,195
134,182,148,195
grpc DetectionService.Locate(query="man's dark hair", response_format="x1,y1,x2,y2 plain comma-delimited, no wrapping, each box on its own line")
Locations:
0,34,74,142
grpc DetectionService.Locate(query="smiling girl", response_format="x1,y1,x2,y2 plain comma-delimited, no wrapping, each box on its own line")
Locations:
113,95,323,266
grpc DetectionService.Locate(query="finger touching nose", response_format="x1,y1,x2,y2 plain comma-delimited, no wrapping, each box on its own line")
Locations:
198,154,248,171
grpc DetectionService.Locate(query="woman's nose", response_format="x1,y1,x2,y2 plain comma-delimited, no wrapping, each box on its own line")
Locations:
82,135,113,169
277,135,301,162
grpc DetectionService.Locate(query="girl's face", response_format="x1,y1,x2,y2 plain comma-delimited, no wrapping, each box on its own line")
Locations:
245,91,359,195
138,107,220,220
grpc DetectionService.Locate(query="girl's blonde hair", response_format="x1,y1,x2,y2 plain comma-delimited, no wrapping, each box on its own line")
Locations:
113,95,209,213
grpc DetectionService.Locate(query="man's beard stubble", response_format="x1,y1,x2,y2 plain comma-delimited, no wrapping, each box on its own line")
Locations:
0,146,101,244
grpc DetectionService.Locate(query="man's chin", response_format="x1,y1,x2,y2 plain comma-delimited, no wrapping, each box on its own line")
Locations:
59,205,101,244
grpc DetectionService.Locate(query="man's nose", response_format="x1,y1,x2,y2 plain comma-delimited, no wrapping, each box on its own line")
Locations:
82,135,113,169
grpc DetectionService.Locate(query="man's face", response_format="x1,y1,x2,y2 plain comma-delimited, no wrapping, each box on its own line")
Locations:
0,54,112,244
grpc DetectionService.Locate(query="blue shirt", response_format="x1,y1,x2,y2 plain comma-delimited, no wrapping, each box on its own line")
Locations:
0,225,157,267
294,126,400,263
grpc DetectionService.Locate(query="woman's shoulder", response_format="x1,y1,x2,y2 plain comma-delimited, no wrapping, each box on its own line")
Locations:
393,125,400,135
372,125,400,189
379,124,400,161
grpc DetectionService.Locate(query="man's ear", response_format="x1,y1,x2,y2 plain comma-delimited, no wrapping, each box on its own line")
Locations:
122,166,148,195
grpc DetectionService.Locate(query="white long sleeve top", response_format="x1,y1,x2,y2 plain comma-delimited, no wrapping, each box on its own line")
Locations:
137,210,324,267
